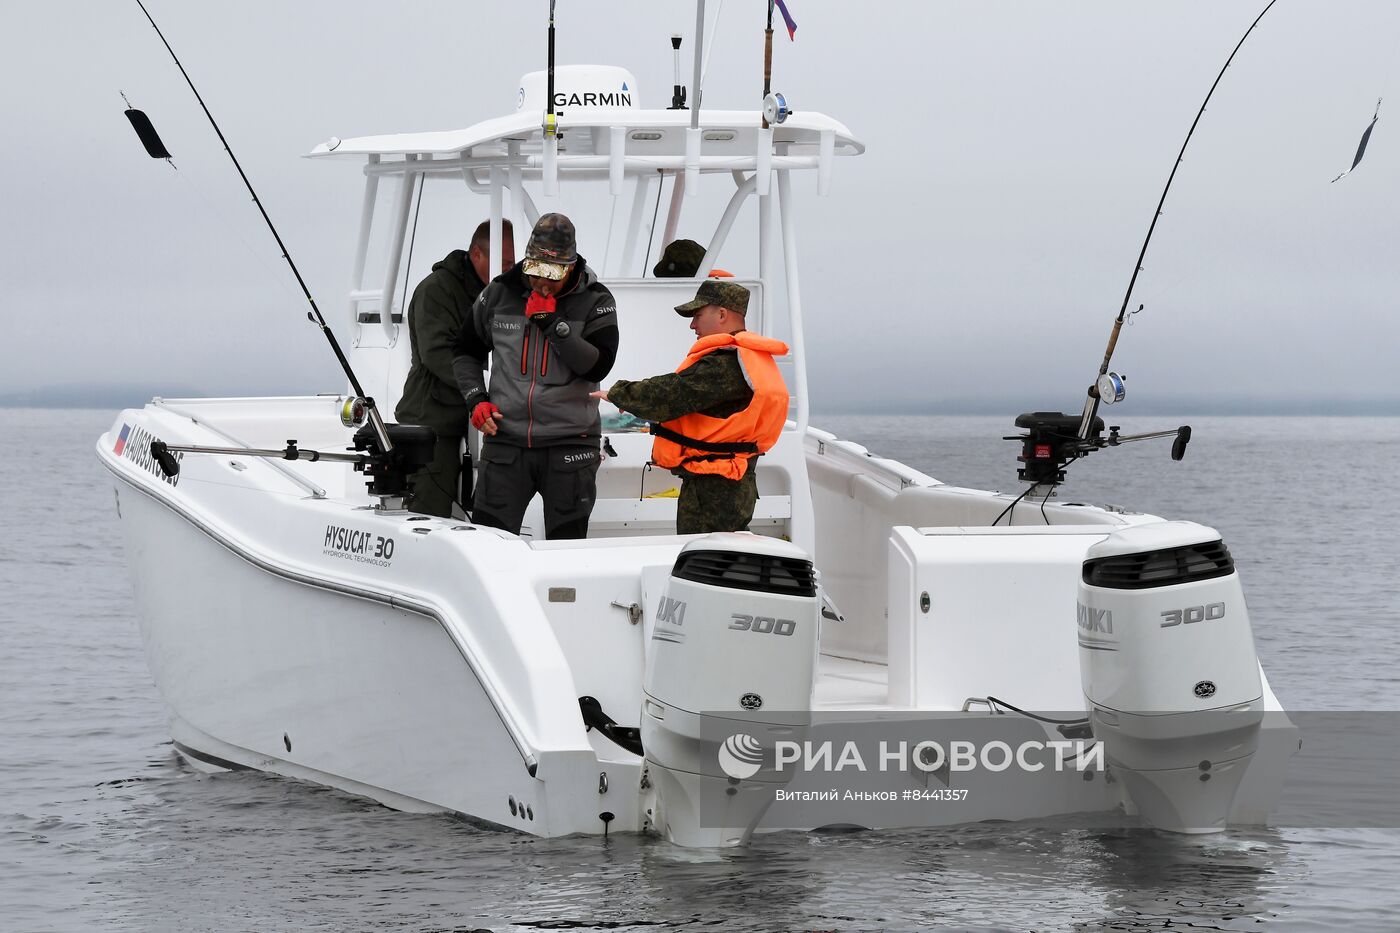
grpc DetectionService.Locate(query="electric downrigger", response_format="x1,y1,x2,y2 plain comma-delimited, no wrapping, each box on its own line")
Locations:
148,401,435,510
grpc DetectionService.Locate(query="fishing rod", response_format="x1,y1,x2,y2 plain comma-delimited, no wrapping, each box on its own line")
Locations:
1075,0,1280,441
759,0,791,129
761,1,774,128
1008,5,1278,497
759,0,795,128
131,0,393,455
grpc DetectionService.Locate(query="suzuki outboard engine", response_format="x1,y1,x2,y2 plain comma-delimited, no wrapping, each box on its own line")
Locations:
642,534,820,847
1078,522,1263,832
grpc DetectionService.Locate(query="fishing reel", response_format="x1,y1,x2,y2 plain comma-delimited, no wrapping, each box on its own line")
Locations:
762,92,791,125
1095,372,1126,405
340,395,369,427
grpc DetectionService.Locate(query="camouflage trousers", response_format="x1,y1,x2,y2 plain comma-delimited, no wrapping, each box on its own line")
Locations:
676,468,759,535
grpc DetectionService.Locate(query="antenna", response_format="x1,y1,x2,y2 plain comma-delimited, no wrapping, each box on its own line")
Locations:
670,35,687,109
543,0,560,195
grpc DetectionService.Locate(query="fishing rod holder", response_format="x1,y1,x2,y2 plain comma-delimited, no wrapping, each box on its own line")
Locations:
350,422,435,505
1007,412,1191,487
148,422,436,509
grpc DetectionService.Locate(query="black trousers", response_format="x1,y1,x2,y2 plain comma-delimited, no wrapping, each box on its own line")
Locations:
471,439,600,539
406,432,465,519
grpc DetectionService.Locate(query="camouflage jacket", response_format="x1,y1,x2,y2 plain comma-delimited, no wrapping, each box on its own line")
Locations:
608,348,753,423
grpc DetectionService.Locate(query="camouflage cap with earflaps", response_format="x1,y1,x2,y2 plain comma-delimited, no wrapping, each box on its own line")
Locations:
523,212,577,280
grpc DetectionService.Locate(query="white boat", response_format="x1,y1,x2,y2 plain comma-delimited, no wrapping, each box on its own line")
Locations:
98,47,1297,846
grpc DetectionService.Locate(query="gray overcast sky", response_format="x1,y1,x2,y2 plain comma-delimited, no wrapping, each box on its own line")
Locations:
4,1,1397,412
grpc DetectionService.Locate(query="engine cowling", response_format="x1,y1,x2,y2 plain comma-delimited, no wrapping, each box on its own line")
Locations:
642,533,820,847
1078,521,1264,833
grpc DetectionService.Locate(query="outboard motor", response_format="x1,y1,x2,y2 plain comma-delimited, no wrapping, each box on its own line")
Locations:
642,534,820,847
1078,521,1263,832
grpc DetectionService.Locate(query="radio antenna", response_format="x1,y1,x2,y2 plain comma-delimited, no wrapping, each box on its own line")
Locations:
545,0,558,136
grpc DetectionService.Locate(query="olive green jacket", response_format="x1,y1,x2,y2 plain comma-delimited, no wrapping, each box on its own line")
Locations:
394,250,486,435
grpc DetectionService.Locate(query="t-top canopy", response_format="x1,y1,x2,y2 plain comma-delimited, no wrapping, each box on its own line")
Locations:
306,64,863,163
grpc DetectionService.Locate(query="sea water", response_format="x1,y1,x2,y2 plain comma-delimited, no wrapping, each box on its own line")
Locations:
2,408,1398,931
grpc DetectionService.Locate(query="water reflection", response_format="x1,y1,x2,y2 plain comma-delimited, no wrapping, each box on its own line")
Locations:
72,751,1305,931
1072,829,1286,930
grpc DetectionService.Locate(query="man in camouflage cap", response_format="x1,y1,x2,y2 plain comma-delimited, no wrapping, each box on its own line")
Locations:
593,280,790,535
653,238,707,277
452,212,619,539
653,237,733,278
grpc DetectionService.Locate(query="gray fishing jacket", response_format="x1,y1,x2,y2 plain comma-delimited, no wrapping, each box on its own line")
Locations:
451,259,619,447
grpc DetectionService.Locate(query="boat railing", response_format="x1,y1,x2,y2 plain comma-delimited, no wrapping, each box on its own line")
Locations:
150,396,332,499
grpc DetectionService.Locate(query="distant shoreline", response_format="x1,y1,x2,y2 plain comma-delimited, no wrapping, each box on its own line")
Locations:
811,399,1400,417
4,390,1397,418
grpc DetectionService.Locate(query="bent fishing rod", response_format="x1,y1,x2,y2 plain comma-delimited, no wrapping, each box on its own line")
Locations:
1076,0,1279,440
131,0,393,454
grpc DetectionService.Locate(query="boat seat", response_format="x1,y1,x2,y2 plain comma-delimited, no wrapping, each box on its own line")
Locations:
582,429,792,536
587,493,791,534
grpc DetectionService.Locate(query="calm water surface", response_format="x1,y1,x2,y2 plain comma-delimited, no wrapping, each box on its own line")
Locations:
2,409,1398,931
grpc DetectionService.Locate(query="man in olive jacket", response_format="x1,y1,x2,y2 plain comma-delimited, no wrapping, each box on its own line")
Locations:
395,220,514,517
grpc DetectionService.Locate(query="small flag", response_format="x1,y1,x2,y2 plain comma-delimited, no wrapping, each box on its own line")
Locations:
774,0,797,40
1332,98,1381,183
113,423,131,456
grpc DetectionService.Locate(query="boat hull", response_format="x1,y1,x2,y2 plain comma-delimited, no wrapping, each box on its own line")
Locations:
99,402,1297,841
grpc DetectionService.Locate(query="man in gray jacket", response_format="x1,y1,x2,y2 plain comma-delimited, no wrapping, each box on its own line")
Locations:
451,213,618,539
395,219,514,517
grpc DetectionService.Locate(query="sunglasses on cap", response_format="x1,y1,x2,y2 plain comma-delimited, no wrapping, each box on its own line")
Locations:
522,258,574,281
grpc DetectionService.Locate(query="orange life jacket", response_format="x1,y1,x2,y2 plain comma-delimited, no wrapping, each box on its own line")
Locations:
650,332,790,481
